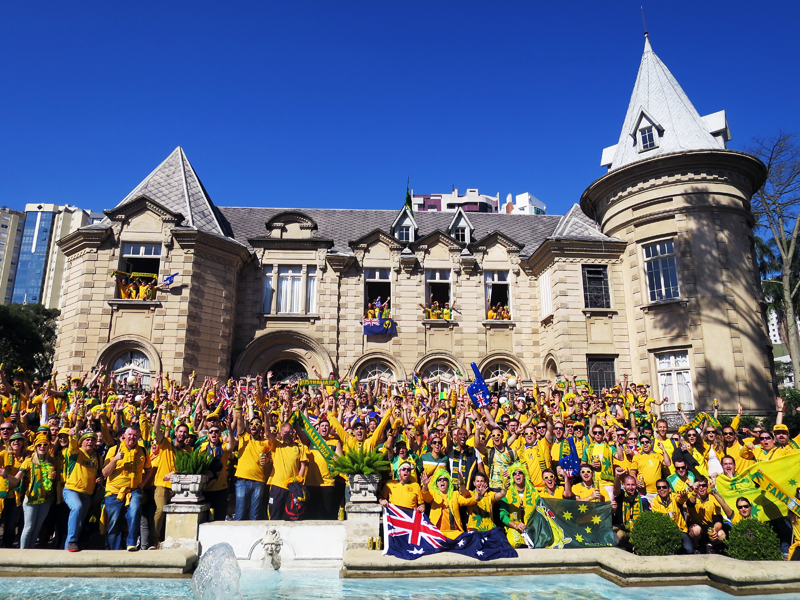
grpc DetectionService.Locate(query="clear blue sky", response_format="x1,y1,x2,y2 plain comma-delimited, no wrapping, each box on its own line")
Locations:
2,1,797,217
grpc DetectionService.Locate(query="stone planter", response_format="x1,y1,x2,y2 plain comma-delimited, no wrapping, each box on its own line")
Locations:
348,473,380,503
170,473,209,504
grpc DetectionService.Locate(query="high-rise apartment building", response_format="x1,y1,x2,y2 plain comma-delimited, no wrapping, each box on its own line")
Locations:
0,208,25,304
10,204,92,308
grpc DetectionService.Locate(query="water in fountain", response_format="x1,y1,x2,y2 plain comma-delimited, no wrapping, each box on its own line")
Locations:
190,542,243,600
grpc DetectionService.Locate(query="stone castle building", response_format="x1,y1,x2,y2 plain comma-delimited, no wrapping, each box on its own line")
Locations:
53,37,774,414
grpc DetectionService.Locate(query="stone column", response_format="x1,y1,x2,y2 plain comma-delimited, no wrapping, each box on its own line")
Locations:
162,503,209,555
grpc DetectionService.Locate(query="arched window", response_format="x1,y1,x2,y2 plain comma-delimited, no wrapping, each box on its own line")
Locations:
268,360,308,384
357,362,395,384
112,351,151,388
482,362,518,391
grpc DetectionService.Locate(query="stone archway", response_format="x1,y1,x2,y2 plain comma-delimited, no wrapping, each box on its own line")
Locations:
476,351,531,385
96,336,162,389
232,331,334,378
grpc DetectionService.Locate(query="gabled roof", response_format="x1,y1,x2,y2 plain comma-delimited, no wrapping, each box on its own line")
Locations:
113,147,232,237
603,35,725,171
391,205,418,231
550,204,619,242
447,207,474,233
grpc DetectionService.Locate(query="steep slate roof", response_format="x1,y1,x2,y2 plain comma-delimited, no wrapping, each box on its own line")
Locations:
112,147,233,237
605,36,725,172
550,204,612,241
218,203,619,260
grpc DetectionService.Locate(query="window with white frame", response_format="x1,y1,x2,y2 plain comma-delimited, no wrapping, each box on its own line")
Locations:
639,126,656,151
656,350,693,412
357,361,396,383
395,214,414,242
485,271,510,317
263,265,318,315
119,242,161,296
644,240,680,302
539,269,552,318
452,227,467,243
112,351,151,389
425,269,451,309
364,268,391,315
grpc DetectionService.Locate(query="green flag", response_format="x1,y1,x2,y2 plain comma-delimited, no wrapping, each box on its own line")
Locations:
405,181,413,214
291,411,336,468
525,498,614,549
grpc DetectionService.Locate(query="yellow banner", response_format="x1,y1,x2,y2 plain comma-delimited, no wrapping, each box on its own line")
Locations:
716,453,800,521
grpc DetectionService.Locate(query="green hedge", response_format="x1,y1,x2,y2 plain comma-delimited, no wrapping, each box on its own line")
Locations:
629,511,683,556
725,519,783,561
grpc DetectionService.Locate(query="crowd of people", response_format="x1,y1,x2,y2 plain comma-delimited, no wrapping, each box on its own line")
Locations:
0,362,798,559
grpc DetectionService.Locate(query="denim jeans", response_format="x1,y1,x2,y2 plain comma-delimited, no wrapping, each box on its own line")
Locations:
105,488,144,550
21,499,52,549
234,478,265,521
63,488,91,548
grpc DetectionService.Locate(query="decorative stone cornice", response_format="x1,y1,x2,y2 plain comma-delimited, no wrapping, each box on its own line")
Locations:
56,227,112,257
525,239,626,277
325,253,355,273
104,195,185,226
580,149,767,226
172,229,251,268
248,237,334,251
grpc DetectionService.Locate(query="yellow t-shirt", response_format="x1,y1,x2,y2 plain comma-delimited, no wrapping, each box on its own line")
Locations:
235,433,271,483
572,482,610,502
198,442,231,492
380,480,424,509
266,440,309,490
151,438,190,489
687,494,722,527
467,491,498,532
305,439,337,487
64,439,99,496
651,493,687,532
517,443,550,489
632,451,664,493
104,443,152,496
540,486,564,499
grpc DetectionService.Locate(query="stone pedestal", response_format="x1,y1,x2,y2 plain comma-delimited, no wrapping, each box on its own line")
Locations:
344,502,382,551
162,503,209,554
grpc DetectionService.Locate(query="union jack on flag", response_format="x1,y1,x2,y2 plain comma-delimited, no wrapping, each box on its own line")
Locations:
384,504,448,554
363,319,380,326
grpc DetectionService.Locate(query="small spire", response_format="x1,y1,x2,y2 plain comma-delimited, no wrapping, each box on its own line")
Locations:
641,7,651,51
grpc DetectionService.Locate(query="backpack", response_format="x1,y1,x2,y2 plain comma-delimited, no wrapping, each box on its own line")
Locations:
285,481,307,521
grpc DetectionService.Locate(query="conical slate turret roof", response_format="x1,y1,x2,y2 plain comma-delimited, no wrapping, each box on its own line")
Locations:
602,35,729,172
114,147,231,236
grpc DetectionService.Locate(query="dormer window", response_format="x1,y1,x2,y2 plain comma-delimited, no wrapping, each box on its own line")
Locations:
448,209,472,244
397,225,411,242
640,126,656,151
453,227,467,243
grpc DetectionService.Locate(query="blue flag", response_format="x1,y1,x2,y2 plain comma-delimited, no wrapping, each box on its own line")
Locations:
363,317,397,336
560,437,581,477
162,272,179,286
383,504,517,561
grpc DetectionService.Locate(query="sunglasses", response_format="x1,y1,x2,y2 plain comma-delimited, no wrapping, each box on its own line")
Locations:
592,430,603,435
723,431,735,436
737,504,750,509
656,485,669,490
760,435,773,441
696,483,708,487
209,430,221,434
554,427,564,431
686,433,697,437
525,432,536,436
399,467,411,472
543,475,555,481
675,465,687,470
430,441,442,445
705,431,716,435
0,428,13,432
579,470,592,475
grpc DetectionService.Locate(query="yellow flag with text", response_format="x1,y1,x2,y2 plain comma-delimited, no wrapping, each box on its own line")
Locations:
716,453,800,521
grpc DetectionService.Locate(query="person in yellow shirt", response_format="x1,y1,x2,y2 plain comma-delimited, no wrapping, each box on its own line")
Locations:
265,423,309,520
296,418,341,520
466,472,506,532
650,478,694,554
151,406,191,542
515,423,552,489
685,477,726,553
234,401,271,521
631,436,670,498
327,409,392,453
379,461,425,510
11,433,57,548
0,432,26,547
572,463,610,502
540,467,572,499
102,426,153,551
420,468,477,539
199,423,236,522
740,430,780,462
63,431,100,551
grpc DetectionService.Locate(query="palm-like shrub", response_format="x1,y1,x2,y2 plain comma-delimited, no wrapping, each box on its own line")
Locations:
330,448,392,477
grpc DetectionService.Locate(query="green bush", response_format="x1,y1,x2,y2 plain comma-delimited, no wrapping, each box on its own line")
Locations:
629,511,682,556
725,519,783,561
174,448,213,475
331,448,392,477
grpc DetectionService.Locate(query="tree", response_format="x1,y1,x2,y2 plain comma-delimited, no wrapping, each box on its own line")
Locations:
0,304,60,381
750,132,800,389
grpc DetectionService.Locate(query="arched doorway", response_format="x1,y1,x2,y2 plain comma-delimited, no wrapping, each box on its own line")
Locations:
268,359,308,384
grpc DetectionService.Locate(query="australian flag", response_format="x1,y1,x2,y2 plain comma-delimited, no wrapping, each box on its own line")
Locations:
363,317,397,336
383,504,517,561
